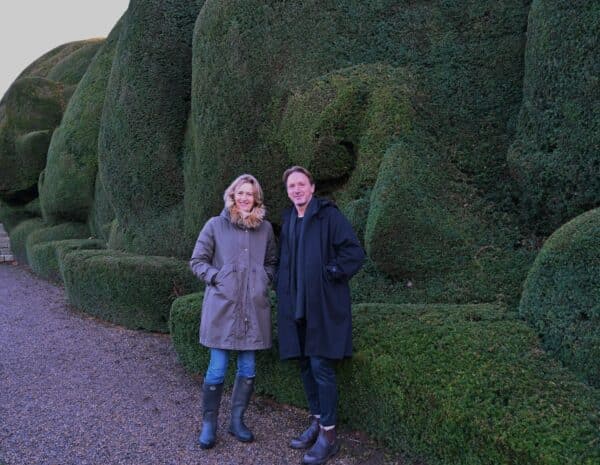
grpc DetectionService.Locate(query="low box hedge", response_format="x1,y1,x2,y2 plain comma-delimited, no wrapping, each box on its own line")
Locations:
0,202,38,233
7,218,46,264
24,222,93,281
170,298,600,464
27,238,106,282
61,249,199,332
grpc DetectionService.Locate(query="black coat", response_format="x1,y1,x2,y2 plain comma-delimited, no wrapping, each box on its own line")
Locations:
276,197,365,360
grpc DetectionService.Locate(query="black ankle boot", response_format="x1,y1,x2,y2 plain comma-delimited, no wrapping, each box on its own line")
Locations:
228,376,254,442
302,426,340,465
199,382,223,449
290,415,320,449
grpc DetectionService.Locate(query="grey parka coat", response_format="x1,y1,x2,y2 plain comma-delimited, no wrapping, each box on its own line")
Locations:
190,208,277,350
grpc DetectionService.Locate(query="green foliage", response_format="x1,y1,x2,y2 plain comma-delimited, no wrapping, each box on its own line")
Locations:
0,77,65,201
88,175,115,242
169,292,206,374
16,40,96,81
46,40,104,85
170,299,600,463
273,64,414,209
186,0,528,241
344,304,600,464
40,19,123,225
61,250,199,332
28,238,105,283
98,0,202,256
25,222,90,278
361,135,536,306
8,217,45,264
0,201,37,233
520,208,600,387
507,1,600,234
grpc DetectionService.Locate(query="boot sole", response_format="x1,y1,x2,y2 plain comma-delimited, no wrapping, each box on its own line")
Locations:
289,439,316,449
228,429,254,442
301,444,341,465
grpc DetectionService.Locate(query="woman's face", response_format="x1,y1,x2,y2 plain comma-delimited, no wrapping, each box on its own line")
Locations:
234,182,256,212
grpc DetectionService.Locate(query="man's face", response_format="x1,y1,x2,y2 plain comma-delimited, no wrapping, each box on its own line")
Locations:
286,172,315,210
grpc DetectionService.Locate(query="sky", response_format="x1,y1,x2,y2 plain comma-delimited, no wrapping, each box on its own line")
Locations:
0,0,130,98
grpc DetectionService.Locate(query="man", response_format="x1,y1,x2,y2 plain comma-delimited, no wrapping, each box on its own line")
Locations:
276,166,365,465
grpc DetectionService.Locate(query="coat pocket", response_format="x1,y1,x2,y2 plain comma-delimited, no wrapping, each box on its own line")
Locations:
214,264,239,301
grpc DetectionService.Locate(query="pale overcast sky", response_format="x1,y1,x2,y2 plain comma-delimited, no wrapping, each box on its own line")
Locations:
0,0,129,98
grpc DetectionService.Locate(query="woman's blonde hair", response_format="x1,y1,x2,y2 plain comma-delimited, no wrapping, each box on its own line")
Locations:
223,173,264,211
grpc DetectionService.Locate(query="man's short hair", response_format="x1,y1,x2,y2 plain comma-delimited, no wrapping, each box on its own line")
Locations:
282,166,315,186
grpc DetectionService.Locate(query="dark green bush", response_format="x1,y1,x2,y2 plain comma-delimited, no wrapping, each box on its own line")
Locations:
186,0,528,240
520,208,600,387
98,0,202,256
40,19,123,225
0,77,65,202
507,1,600,234
46,40,103,85
0,201,38,233
8,218,45,264
16,40,95,81
25,222,90,278
62,250,199,332
169,292,206,374
28,238,105,283
170,297,599,464
344,304,600,464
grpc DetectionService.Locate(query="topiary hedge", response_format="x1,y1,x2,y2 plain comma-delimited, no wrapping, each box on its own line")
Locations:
346,304,600,464
519,208,600,387
98,0,202,256
171,297,599,464
507,0,600,234
40,18,123,225
46,40,104,86
8,217,46,264
186,0,529,242
16,40,95,81
0,201,38,233
27,238,105,283
61,250,199,332
0,76,65,202
169,292,206,374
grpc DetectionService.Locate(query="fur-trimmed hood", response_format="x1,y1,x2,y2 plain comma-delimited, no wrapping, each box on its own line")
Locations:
222,205,266,229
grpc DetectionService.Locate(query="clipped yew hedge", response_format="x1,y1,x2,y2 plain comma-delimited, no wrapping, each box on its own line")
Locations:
27,238,105,283
520,208,600,387
24,221,90,279
40,18,123,225
507,0,600,234
61,250,199,332
98,0,201,256
0,201,38,233
171,298,600,464
8,217,46,264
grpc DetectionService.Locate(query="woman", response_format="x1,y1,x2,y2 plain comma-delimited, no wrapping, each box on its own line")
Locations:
189,174,277,449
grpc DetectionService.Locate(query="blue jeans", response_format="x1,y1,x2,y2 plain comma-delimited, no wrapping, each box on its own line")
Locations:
299,356,338,427
204,348,255,385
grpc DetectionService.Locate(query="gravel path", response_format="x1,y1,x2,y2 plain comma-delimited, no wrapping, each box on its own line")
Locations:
0,263,403,465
